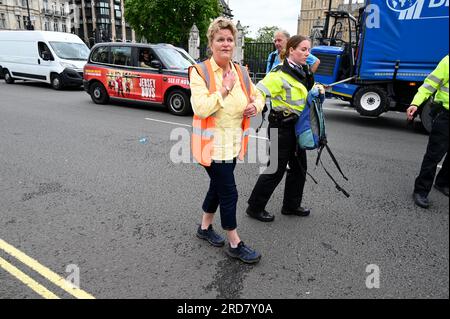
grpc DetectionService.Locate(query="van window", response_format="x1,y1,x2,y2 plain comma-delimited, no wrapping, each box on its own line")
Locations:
38,42,53,60
111,46,132,66
49,42,89,61
91,46,110,64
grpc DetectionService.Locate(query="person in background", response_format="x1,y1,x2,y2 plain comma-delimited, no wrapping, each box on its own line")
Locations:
407,54,449,209
266,30,320,73
190,17,265,264
140,50,152,68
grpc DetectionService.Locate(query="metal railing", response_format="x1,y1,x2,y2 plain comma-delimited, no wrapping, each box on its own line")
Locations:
243,42,274,75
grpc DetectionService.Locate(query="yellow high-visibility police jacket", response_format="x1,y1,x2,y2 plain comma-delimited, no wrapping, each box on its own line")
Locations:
256,66,308,115
412,55,449,110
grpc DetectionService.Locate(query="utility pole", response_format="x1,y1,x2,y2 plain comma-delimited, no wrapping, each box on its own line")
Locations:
26,0,34,30
322,0,332,39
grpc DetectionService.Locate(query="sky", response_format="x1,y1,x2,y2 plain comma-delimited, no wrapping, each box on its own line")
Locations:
228,0,302,38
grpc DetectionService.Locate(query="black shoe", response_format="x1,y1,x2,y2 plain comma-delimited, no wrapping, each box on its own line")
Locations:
413,193,430,209
281,207,311,217
434,184,449,197
225,241,261,264
246,207,275,222
196,224,225,247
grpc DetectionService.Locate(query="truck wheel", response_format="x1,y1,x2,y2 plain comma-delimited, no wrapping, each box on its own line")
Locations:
419,99,433,134
354,86,389,117
90,82,109,104
4,69,15,84
166,90,191,116
51,74,63,90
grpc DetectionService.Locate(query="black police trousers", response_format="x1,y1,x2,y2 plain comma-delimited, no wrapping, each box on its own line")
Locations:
248,120,307,212
414,109,449,196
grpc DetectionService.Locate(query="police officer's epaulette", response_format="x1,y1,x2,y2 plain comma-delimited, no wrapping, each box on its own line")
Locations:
271,65,282,72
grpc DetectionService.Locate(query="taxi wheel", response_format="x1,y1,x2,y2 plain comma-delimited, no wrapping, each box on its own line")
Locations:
167,90,191,116
90,82,109,105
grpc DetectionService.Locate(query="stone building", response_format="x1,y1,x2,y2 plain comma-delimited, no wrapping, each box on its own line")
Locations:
298,0,364,40
0,0,72,32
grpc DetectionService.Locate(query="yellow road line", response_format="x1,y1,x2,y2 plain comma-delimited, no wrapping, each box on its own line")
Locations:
0,256,60,299
0,239,95,299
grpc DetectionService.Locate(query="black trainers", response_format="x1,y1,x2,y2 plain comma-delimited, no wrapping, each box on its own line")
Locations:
225,241,261,264
196,225,225,247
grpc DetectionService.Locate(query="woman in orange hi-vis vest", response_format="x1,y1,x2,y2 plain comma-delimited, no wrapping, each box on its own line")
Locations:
190,17,265,264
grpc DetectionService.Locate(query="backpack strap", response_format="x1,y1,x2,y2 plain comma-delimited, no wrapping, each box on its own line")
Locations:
319,156,350,198
324,144,348,181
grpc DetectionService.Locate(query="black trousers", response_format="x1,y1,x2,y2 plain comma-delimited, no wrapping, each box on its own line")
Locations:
248,122,307,212
414,109,449,196
202,159,238,231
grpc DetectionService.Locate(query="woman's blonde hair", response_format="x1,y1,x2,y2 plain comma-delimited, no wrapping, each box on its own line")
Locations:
207,17,238,48
280,35,311,61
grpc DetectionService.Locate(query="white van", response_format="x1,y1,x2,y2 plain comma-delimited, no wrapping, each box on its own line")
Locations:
0,31,90,89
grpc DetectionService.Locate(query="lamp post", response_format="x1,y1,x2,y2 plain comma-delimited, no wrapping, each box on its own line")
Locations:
322,0,332,38
25,0,34,30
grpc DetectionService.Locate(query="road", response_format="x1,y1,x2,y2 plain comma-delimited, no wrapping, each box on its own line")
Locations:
0,80,448,299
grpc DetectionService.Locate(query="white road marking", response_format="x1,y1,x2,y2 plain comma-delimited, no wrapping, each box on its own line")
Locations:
145,118,192,128
323,107,355,113
145,117,269,140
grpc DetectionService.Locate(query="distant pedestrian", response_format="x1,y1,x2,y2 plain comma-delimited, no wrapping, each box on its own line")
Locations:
266,30,320,73
407,54,449,208
189,17,265,264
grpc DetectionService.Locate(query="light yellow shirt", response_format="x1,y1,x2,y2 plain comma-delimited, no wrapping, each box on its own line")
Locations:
190,58,265,161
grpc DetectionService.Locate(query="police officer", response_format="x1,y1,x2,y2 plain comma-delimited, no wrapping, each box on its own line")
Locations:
407,54,449,209
247,35,316,222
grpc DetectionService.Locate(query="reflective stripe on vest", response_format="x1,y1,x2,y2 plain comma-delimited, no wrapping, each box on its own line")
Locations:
190,60,252,166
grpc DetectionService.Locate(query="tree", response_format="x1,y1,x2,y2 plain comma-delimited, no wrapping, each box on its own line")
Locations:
256,26,280,43
124,0,220,46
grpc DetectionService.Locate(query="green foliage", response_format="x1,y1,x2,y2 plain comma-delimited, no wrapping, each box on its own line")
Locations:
256,26,280,43
124,0,220,46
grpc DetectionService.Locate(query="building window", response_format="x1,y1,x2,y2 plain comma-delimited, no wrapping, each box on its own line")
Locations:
62,23,66,33
21,0,27,7
53,19,58,31
0,13,6,29
44,19,50,30
16,15,22,29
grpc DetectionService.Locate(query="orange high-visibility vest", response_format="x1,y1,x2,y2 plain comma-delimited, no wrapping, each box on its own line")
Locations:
189,60,252,166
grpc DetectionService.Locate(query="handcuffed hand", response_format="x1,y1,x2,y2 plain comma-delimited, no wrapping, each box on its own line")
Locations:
315,84,326,95
243,96,257,118
222,70,236,92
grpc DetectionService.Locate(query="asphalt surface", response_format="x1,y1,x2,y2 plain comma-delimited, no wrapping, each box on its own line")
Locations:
0,80,448,299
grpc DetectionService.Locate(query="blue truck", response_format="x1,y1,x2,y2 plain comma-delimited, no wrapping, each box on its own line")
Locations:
311,0,449,132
